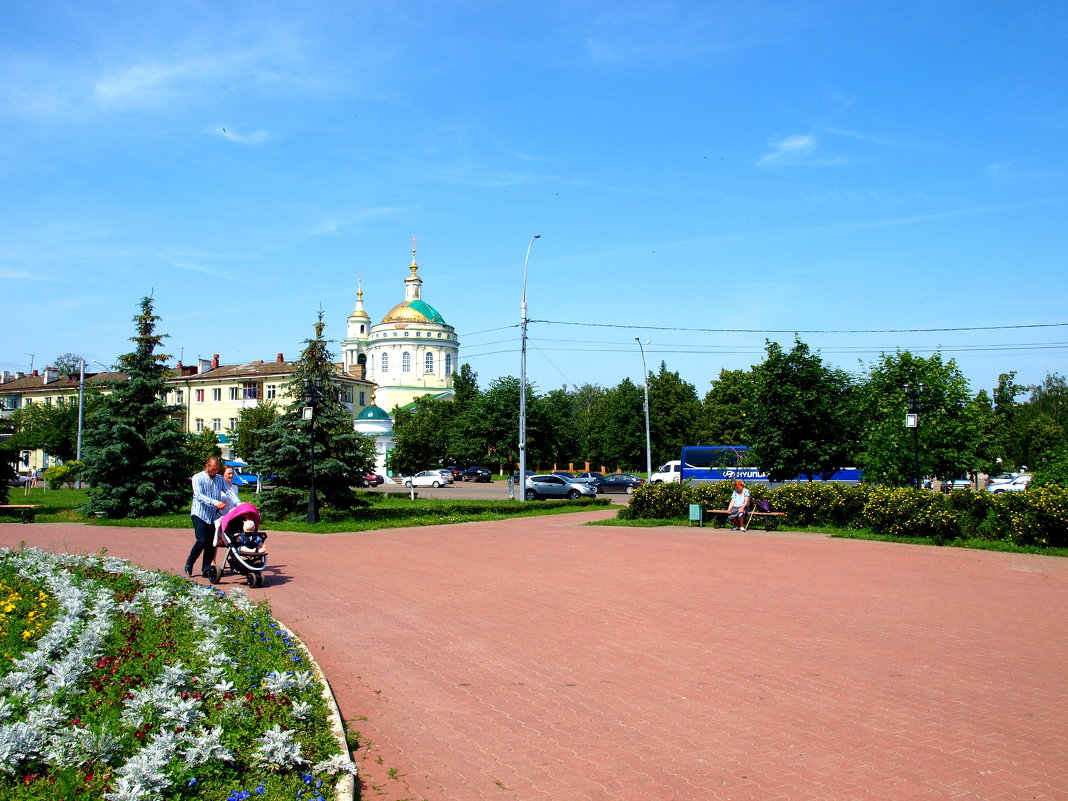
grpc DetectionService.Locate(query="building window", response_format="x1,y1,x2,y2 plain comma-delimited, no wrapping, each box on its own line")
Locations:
359,391,366,406
401,352,411,373
266,384,276,400
212,388,221,402
445,354,452,376
44,397,52,406
243,382,257,399
176,390,184,404
229,417,238,430
211,419,221,432
196,389,204,403
230,386,240,400
339,387,353,404
24,398,33,406
56,397,65,408
425,352,434,373
381,353,389,373
195,418,204,432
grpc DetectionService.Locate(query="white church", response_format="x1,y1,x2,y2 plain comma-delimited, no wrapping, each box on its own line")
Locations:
344,244,459,475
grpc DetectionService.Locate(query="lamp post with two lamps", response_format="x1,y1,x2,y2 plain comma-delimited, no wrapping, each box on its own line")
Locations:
73,359,111,489
518,234,540,502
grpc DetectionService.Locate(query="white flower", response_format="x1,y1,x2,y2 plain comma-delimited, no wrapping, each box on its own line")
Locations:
290,700,314,720
253,725,307,769
182,726,234,765
313,752,360,776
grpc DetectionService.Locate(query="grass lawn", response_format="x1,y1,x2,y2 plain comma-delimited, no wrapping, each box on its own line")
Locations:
4,488,612,532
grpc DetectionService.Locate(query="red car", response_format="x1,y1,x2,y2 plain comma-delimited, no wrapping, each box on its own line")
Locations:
358,473,385,487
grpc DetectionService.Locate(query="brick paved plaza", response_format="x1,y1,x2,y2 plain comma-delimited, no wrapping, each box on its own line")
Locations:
3,512,1067,800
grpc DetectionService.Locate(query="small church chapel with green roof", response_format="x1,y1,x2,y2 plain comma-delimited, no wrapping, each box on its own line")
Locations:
341,243,459,418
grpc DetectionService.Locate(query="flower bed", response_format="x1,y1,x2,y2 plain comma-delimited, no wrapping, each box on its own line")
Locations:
0,547,356,800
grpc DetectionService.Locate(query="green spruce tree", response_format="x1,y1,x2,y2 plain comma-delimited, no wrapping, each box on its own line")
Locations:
252,315,376,519
81,297,191,518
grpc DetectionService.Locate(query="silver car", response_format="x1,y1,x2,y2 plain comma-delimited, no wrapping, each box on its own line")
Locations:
524,474,598,501
986,474,1032,494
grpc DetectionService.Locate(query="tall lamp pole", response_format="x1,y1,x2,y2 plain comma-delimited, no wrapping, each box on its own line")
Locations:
518,234,540,502
73,359,109,489
303,379,320,523
635,337,652,480
904,383,924,489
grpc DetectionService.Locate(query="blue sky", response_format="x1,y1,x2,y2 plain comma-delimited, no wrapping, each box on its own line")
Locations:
3,0,1066,401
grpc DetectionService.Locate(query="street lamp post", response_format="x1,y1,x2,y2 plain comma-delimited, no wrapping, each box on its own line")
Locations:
635,337,652,480
73,359,109,489
75,361,85,487
518,234,540,502
303,379,320,523
904,383,924,489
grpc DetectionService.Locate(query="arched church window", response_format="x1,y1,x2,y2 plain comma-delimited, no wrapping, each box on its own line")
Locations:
425,352,434,373
380,353,389,373
445,354,452,376
402,352,411,373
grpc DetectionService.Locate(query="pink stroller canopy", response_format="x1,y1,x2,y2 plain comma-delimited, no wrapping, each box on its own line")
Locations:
219,502,260,532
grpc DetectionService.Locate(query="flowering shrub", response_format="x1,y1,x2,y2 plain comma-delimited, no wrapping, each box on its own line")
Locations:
0,548,356,801
627,480,1068,549
1008,485,1068,547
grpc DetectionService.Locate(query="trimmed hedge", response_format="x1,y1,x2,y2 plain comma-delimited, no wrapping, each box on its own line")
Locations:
628,480,1068,548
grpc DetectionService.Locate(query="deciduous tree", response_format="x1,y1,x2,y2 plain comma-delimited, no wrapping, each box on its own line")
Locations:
855,350,978,485
747,338,855,481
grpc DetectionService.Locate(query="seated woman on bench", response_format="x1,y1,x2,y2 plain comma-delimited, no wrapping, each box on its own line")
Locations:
726,479,751,530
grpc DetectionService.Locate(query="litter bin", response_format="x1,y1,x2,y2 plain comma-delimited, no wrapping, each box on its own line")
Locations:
689,503,703,527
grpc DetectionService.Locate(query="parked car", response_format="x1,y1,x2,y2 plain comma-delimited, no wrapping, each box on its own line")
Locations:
404,471,451,488
461,466,492,482
986,474,1032,494
552,471,575,479
5,473,31,487
591,473,645,494
224,461,273,489
945,478,974,491
985,472,1019,488
357,473,384,488
431,469,454,484
649,461,696,483
443,466,462,480
571,472,605,484
523,474,598,501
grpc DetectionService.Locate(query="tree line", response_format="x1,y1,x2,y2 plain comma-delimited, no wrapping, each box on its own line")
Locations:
388,337,1068,483
5,302,1065,516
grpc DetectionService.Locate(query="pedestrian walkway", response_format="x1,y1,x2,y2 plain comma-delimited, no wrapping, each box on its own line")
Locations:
3,515,1067,801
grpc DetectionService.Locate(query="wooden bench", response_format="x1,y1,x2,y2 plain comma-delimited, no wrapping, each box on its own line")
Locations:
705,508,787,531
0,505,41,523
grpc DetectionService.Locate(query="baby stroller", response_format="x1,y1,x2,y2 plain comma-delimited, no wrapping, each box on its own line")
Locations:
214,502,269,587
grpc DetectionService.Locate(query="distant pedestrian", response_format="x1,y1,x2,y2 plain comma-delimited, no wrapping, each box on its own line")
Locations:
29,468,39,488
187,457,227,579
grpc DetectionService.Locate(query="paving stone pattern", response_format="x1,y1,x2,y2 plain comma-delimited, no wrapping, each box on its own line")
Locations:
3,515,1067,801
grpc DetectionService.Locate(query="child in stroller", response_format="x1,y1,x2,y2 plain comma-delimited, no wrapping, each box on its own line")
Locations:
212,502,269,587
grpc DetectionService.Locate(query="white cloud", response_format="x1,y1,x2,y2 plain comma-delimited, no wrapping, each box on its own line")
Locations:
757,133,817,166
211,125,270,144
756,132,850,167
309,207,399,237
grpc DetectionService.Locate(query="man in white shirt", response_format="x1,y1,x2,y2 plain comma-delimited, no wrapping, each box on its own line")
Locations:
186,457,227,578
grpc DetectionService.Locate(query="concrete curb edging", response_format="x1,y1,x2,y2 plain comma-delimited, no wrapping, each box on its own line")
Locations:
277,619,356,801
